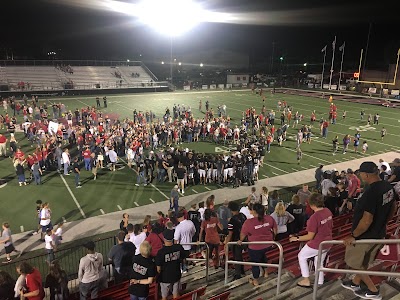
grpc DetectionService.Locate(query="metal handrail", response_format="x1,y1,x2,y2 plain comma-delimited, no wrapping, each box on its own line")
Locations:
180,242,210,285
313,239,400,300
224,241,283,296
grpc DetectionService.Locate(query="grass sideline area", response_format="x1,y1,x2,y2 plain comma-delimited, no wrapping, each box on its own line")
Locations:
1,89,399,232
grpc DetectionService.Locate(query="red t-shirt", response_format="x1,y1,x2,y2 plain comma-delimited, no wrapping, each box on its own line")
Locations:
201,216,220,245
25,268,45,300
145,232,164,257
306,208,333,250
241,215,277,250
83,150,91,159
0,135,6,143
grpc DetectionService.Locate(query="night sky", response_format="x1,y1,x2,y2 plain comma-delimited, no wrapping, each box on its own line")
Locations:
1,0,398,70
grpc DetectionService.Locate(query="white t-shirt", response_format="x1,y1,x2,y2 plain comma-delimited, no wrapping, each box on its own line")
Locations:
62,152,70,164
174,219,196,250
261,193,269,207
45,234,53,250
128,232,146,255
40,208,51,226
55,227,63,237
198,208,205,221
240,206,254,219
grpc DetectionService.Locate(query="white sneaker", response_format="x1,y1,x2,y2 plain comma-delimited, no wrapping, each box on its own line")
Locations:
135,183,139,186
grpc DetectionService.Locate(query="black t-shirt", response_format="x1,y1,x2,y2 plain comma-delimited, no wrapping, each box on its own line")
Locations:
128,255,156,297
108,242,136,274
352,181,395,239
73,162,80,173
228,213,247,241
324,196,340,216
286,203,305,233
138,161,145,172
155,244,185,283
176,167,186,179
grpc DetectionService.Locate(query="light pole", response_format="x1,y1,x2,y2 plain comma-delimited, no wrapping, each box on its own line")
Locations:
170,37,173,86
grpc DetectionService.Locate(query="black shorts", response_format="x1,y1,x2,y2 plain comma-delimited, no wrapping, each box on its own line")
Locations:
5,244,15,254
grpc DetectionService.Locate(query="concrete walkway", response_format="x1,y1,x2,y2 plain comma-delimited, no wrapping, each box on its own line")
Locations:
3,151,399,258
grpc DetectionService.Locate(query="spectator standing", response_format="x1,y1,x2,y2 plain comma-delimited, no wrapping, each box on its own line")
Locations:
286,195,305,234
78,241,104,300
108,231,136,283
240,203,253,220
120,213,129,234
388,158,400,184
239,203,277,286
62,149,70,176
18,262,45,300
127,224,147,255
145,222,164,258
31,161,43,185
156,229,185,300
346,168,360,209
268,190,280,215
0,133,7,157
289,193,333,287
217,200,232,235
341,162,396,300
315,165,324,191
260,186,269,210
0,222,21,263
14,265,26,300
321,171,336,197
245,187,258,205
199,209,222,269
324,187,340,216
44,261,69,300
297,184,312,206
224,201,247,280
187,204,201,242
176,162,186,194
0,271,15,300
129,241,156,300
73,157,82,188
271,202,295,240
107,147,118,172
170,185,179,214
174,211,196,273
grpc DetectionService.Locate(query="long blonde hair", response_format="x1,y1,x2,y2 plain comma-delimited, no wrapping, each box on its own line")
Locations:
274,201,286,217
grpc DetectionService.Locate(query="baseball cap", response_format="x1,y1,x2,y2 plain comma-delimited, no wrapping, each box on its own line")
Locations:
83,241,95,251
392,158,400,164
358,161,378,174
163,229,174,241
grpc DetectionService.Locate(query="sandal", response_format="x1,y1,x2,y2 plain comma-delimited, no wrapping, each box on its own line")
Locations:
249,278,259,286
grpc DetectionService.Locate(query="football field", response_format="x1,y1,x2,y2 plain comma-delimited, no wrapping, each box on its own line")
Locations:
1,89,399,232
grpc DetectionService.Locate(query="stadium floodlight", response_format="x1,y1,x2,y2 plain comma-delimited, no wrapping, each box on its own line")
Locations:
136,0,205,36
280,56,283,61
178,62,182,66
127,59,130,62
303,63,307,67
161,61,165,64
200,63,204,67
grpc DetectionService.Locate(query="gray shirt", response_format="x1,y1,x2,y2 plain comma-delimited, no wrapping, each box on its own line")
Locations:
171,189,179,202
2,228,12,246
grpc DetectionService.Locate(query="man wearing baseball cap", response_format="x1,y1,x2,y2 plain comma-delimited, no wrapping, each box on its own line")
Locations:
341,162,397,300
388,158,400,184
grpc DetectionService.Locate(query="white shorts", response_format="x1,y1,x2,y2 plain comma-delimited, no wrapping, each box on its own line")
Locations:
212,169,218,178
228,168,234,177
223,169,229,178
199,169,206,177
253,165,259,174
207,169,212,178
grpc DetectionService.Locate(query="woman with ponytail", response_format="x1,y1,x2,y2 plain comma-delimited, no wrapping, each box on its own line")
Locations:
239,203,277,286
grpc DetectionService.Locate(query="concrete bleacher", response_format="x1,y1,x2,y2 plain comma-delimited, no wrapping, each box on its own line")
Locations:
5,66,62,90
118,65,154,85
63,66,127,89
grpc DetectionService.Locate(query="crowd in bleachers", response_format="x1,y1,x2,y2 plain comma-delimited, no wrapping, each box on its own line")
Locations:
56,64,74,74
131,72,140,78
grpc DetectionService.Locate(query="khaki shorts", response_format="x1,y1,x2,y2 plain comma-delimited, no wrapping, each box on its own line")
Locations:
345,243,382,270
160,281,180,298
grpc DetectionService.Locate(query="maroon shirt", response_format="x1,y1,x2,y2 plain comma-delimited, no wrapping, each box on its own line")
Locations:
241,215,277,250
306,208,333,250
201,216,220,245
145,232,164,257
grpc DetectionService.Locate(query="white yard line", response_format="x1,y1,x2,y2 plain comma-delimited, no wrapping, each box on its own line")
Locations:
59,174,86,218
272,172,279,176
100,209,105,215
264,163,289,174
62,217,67,223
149,198,155,203
291,168,299,172
134,202,139,207
204,186,211,191
117,205,122,211
192,189,199,194
300,166,308,170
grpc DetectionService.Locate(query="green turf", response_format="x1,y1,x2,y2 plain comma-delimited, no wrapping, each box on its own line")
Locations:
1,90,399,232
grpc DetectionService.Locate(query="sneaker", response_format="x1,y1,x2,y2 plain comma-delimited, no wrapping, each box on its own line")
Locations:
354,289,382,300
76,186,82,189
135,184,139,187
2,258,12,264
341,280,361,292
143,183,148,186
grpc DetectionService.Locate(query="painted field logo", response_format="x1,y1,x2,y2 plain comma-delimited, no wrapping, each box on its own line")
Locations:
348,125,376,132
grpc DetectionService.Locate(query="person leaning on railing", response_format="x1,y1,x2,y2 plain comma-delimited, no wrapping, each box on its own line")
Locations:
289,192,333,288
340,161,397,300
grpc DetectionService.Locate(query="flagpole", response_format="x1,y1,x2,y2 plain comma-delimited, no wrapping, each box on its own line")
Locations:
329,36,336,90
338,42,345,92
321,46,327,89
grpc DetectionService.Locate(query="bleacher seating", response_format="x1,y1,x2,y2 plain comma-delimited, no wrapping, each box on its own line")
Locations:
5,66,62,90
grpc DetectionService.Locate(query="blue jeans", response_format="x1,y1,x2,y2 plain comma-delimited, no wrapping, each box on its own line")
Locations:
75,173,80,187
80,280,99,300
130,295,147,300
248,248,268,279
84,158,91,171
137,171,146,184
64,163,69,175
33,173,41,185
